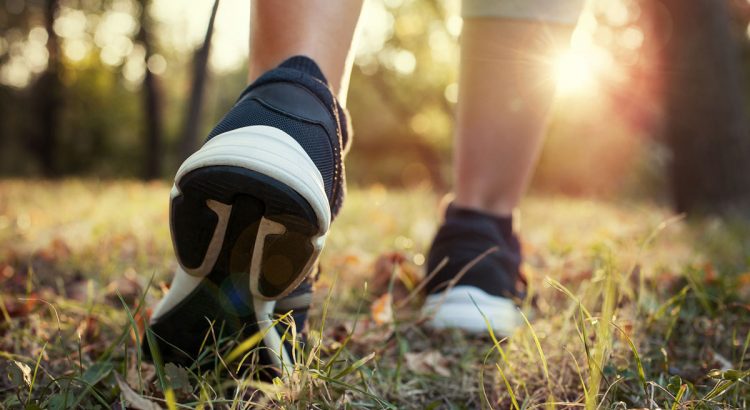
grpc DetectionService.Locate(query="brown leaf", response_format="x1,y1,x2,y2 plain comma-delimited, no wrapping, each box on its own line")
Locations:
404,350,451,377
325,319,393,348
115,372,162,410
126,360,156,392
372,252,407,294
75,315,100,343
38,237,71,262
370,293,393,325
106,268,142,304
704,263,718,284
371,252,424,304
132,306,151,345
65,277,89,302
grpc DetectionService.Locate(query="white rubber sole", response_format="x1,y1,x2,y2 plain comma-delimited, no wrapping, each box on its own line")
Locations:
422,286,523,336
173,125,331,235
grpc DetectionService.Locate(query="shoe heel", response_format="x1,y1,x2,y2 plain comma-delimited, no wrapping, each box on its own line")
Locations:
170,125,331,300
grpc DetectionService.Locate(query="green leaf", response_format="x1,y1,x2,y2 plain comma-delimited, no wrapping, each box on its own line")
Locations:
721,369,747,381
46,394,71,410
707,369,722,379
82,362,113,386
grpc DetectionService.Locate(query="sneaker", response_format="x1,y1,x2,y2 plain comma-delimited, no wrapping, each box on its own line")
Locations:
422,204,525,336
143,56,350,373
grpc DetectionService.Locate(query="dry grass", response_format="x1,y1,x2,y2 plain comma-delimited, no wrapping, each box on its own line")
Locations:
0,179,748,409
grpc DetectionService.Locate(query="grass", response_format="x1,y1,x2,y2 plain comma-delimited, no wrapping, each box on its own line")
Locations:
0,179,749,409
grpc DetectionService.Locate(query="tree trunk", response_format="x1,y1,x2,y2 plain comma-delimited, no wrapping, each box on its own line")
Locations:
141,64,163,180
138,0,163,180
178,0,220,162
34,0,61,177
661,0,750,215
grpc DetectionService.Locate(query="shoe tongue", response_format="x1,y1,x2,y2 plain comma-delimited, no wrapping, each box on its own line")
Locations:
279,55,328,84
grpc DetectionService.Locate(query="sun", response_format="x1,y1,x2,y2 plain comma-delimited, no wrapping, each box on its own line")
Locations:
553,50,597,95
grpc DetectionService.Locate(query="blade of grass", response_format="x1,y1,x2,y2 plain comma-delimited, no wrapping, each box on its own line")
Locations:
703,379,736,401
97,273,154,363
144,326,177,410
26,342,47,405
671,383,687,410
546,277,593,320
316,272,340,372
0,294,12,323
518,309,549,381
323,284,369,374
116,291,146,392
332,352,376,379
684,267,713,315
474,297,519,410
611,321,646,393
311,370,397,409
566,348,589,406
589,255,617,410
225,330,264,365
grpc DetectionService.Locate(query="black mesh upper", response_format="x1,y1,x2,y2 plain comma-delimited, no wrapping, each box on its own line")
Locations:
206,97,336,199
425,205,524,300
204,56,350,217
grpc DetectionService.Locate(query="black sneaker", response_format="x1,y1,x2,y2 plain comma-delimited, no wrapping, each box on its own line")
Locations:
422,204,525,336
143,56,350,373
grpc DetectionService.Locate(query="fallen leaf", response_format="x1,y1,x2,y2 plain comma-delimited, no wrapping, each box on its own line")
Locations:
38,237,71,262
704,263,718,284
371,252,425,304
372,252,407,294
132,306,151,345
76,315,100,344
126,360,156,391
10,360,31,387
326,319,394,348
164,363,191,394
106,267,142,305
329,323,351,344
115,372,162,410
64,276,89,302
371,293,393,325
404,351,451,377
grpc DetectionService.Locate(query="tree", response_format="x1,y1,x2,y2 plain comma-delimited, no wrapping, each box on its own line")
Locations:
32,0,61,177
178,0,220,162
661,0,750,215
137,0,164,180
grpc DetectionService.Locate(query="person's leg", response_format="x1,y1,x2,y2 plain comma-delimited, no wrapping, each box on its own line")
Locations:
424,1,584,334
249,0,363,104
453,20,573,216
145,1,362,371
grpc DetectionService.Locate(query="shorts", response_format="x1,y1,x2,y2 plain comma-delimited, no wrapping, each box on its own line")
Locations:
462,0,586,25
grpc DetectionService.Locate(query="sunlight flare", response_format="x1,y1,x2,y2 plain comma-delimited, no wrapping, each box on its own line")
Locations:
553,50,597,95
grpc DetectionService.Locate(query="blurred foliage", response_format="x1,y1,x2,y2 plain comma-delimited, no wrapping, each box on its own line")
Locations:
0,0,461,184
2,0,750,199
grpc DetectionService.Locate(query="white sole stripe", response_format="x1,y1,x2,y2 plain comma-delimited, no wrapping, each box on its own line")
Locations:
423,286,523,336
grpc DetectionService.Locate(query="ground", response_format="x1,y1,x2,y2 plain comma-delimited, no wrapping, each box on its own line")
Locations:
0,180,748,409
